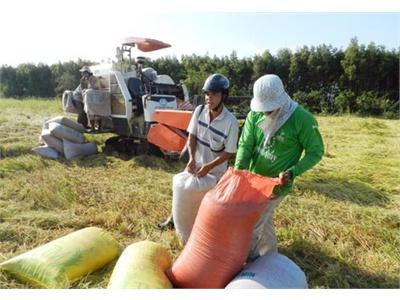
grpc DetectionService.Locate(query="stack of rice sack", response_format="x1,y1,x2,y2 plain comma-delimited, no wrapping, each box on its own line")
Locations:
32,116,97,160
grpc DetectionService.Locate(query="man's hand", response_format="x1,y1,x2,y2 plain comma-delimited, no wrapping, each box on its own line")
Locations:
196,164,211,177
278,171,292,187
185,159,196,174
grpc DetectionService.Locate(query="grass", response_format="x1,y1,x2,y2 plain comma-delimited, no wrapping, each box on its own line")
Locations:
0,98,399,288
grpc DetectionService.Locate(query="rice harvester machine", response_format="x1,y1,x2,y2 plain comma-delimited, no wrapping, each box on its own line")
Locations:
63,37,194,157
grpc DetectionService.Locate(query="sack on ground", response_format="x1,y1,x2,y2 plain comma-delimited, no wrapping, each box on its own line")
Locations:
63,139,97,160
108,241,173,289
40,128,64,154
45,116,85,133
48,122,85,144
32,146,59,159
0,227,121,288
166,168,279,288
84,89,111,117
225,252,308,289
172,171,217,243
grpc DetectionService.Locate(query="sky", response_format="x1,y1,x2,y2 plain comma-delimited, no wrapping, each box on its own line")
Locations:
0,0,399,67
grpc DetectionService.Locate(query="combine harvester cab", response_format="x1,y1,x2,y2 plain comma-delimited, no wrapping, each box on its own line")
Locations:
64,37,193,158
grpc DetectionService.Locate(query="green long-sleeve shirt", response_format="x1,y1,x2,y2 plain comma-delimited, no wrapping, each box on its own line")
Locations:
234,105,324,196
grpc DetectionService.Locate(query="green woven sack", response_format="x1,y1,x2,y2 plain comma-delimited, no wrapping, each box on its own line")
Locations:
0,227,121,288
108,241,173,289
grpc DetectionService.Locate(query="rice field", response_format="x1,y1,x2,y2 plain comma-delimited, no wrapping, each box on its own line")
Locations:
0,98,399,288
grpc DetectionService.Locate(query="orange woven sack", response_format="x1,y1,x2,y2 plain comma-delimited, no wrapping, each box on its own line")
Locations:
166,168,279,288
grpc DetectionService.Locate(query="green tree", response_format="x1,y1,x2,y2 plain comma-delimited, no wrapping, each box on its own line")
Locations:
32,64,54,97
293,89,328,113
274,48,292,88
340,37,362,95
252,50,275,81
51,59,93,97
0,65,18,97
289,46,310,92
307,45,343,90
334,90,357,113
150,56,185,83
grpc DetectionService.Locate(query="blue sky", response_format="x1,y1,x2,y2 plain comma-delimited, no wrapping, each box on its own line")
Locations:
161,12,400,57
0,1,399,66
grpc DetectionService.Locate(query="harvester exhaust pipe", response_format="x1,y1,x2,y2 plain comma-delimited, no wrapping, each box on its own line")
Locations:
136,56,146,74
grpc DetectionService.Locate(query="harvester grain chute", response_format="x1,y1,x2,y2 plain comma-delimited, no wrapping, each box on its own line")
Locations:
62,37,194,158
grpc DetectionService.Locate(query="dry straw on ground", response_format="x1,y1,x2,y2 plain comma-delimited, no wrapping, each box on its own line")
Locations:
0,98,399,288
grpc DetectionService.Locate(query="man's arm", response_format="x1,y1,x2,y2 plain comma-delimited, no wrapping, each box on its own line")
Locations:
197,114,239,177
287,112,324,179
185,134,197,173
185,105,202,174
196,151,234,177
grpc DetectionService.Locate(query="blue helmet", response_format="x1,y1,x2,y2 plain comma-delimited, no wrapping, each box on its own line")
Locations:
202,73,230,94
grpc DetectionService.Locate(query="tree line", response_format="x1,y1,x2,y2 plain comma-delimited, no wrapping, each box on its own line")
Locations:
1,38,398,117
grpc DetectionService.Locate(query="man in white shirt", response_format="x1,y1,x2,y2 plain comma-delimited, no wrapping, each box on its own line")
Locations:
186,73,239,179
158,73,239,229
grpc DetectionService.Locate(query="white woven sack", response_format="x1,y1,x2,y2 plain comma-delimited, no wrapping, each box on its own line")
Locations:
83,89,111,117
62,90,80,114
32,146,59,160
63,139,97,160
172,171,217,243
48,122,85,144
40,128,64,154
225,252,308,289
45,116,85,133
73,86,83,102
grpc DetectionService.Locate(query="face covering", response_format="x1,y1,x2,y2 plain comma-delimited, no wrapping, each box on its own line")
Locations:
258,98,298,147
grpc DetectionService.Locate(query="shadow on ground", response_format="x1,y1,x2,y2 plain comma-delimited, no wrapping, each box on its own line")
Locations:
279,238,399,288
297,175,390,207
129,155,185,173
0,145,34,159
68,153,109,168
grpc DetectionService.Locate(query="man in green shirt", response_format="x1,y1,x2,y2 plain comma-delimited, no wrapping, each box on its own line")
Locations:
235,74,324,261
